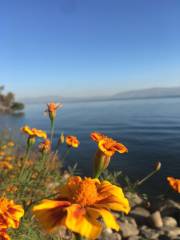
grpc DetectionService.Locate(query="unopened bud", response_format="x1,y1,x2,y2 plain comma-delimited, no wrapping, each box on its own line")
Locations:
58,132,65,145
155,161,161,171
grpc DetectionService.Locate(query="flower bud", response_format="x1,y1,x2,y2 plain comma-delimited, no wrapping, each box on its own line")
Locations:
155,161,161,171
93,149,111,178
58,132,65,145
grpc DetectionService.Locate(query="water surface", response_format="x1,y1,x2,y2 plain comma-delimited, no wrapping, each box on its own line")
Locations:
0,98,180,197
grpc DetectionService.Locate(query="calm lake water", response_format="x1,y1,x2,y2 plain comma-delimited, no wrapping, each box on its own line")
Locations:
0,98,180,198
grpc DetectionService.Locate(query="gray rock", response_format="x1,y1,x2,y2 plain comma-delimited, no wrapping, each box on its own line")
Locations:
126,192,143,208
100,228,122,240
130,207,151,225
127,236,141,240
151,211,163,228
166,227,180,238
140,225,160,239
119,218,139,238
163,216,178,228
110,233,122,240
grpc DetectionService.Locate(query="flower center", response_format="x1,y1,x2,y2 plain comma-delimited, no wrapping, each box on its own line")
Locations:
71,178,98,206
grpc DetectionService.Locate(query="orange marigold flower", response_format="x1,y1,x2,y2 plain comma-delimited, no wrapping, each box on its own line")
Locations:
45,102,63,120
0,197,24,229
21,125,47,139
90,132,106,143
39,139,51,154
0,229,10,240
33,176,130,240
98,138,128,157
66,136,80,148
0,161,13,170
92,134,128,177
167,177,180,193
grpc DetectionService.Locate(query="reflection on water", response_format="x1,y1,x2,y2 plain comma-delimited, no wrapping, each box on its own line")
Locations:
0,97,180,197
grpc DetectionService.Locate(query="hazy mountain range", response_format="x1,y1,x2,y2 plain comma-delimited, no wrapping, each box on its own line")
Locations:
21,87,180,104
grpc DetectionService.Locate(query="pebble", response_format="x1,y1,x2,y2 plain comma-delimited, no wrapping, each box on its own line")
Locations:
163,216,178,228
166,227,180,238
120,218,139,238
130,207,151,225
126,192,143,208
151,210,163,228
100,228,122,240
127,236,141,240
140,225,160,239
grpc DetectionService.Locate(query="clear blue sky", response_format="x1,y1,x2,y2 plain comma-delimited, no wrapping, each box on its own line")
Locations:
0,0,180,98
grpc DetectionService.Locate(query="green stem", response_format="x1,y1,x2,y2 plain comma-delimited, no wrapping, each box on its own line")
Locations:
50,119,55,143
136,170,158,186
19,144,31,180
61,147,71,163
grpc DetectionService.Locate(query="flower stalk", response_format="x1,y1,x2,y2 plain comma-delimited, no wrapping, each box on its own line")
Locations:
136,162,161,186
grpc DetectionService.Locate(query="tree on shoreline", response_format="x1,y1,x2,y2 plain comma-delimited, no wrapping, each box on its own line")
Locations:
0,85,24,113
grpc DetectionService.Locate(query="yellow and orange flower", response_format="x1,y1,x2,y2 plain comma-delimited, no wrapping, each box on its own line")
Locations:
0,197,24,229
39,139,51,154
0,161,13,170
91,132,106,143
167,177,180,193
21,125,47,139
45,102,63,120
66,136,80,148
0,229,10,240
91,133,128,177
98,137,128,157
33,176,130,239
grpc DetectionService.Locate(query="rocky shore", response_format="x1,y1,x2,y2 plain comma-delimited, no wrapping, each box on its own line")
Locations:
101,192,180,240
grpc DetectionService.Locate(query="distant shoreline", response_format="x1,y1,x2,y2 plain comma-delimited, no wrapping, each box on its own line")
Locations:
20,86,180,104
23,95,180,105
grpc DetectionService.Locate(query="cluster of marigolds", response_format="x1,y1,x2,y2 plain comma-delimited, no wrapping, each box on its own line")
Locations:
0,102,179,240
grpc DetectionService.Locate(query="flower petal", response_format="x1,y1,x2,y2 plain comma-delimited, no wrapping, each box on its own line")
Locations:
0,230,10,240
113,142,128,153
96,181,130,214
88,207,119,231
65,204,101,240
33,200,70,232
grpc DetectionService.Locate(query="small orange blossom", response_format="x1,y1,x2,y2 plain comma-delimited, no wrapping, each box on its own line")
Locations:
45,102,63,120
91,133,128,177
167,177,180,193
0,197,24,229
66,136,80,148
39,139,51,154
21,125,47,139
